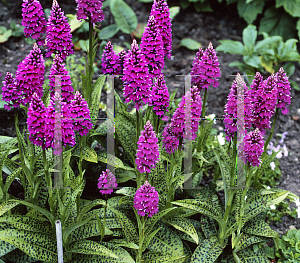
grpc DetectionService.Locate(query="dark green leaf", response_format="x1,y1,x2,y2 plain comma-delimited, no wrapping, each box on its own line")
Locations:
276,0,300,17
216,40,246,55
242,25,258,51
180,38,201,50
99,24,119,40
238,0,265,24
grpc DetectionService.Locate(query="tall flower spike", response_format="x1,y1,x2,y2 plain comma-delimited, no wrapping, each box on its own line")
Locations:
275,67,291,115
134,180,159,217
22,0,47,45
70,91,93,136
251,74,277,135
151,73,169,120
2,72,22,111
162,122,179,154
101,41,121,75
46,0,74,60
140,15,165,79
97,169,117,195
136,120,160,173
122,39,151,110
15,43,45,105
150,0,172,59
191,48,204,92
223,74,251,141
240,128,264,167
76,0,105,24
49,54,74,102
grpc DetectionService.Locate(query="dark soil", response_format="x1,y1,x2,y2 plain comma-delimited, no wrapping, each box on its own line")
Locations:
0,0,300,254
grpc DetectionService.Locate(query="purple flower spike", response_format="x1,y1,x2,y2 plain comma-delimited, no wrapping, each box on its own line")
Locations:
2,72,22,111
162,123,179,154
76,0,105,24
22,0,47,45
16,43,45,105
134,180,159,217
150,0,172,59
275,67,291,115
136,120,160,174
191,48,204,92
97,169,117,195
122,39,151,110
140,15,165,79
101,41,121,75
223,74,252,141
190,86,202,140
70,91,93,136
49,54,74,102
46,0,74,60
251,74,277,135
151,73,169,120
27,93,48,149
241,128,264,167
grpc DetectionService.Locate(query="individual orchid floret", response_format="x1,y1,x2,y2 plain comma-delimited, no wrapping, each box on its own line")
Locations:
122,39,151,110
134,180,159,217
150,0,172,59
70,91,93,136
49,54,74,102
22,0,47,45
27,93,48,149
241,128,264,167
151,73,169,120
45,0,74,60
76,0,105,24
16,43,45,105
162,123,179,154
136,120,160,173
140,15,165,79
101,41,121,75
97,169,118,195
251,74,277,135
2,72,22,111
191,47,204,92
275,67,291,115
223,74,252,141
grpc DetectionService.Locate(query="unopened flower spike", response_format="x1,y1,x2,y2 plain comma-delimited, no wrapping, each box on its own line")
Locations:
46,0,74,60
97,169,118,195
140,15,165,79
275,67,291,115
76,0,105,24
136,120,160,173
134,180,159,217
22,0,47,45
49,54,74,102
122,39,151,110
101,41,121,75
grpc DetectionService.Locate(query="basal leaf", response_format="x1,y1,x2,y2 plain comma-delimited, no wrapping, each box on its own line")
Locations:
242,24,258,51
200,215,218,239
142,251,187,263
236,247,269,262
90,75,106,125
73,146,98,163
234,233,266,253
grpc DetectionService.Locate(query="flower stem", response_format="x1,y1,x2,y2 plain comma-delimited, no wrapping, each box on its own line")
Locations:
42,149,53,213
100,195,107,242
136,216,146,263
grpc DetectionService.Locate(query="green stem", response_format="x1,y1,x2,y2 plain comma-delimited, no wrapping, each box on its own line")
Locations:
137,217,146,263
100,195,107,242
42,150,53,214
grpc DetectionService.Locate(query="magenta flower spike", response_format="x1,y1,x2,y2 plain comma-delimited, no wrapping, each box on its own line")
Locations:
76,0,105,24
136,120,160,174
22,0,47,45
122,39,151,110
70,91,93,136
149,0,172,59
27,93,48,149
45,0,74,60
190,86,203,140
275,67,291,115
140,15,165,79
134,180,159,217
151,73,170,120
101,41,121,75
170,95,186,139
97,169,118,195
223,74,252,141
49,54,74,102
15,43,45,105
251,74,277,135
240,128,264,167
191,48,204,92
162,122,179,154
2,72,22,111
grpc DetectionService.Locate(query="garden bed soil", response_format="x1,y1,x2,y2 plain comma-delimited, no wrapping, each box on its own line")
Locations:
0,0,300,244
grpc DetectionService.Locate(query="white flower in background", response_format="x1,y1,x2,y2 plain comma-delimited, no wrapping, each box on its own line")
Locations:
279,132,288,144
282,144,288,157
267,186,271,189
270,162,276,170
294,198,300,219
270,204,276,210
244,195,247,201
207,114,216,124
217,133,225,145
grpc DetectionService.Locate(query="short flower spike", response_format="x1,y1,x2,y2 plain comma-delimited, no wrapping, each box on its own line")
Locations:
97,169,118,195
